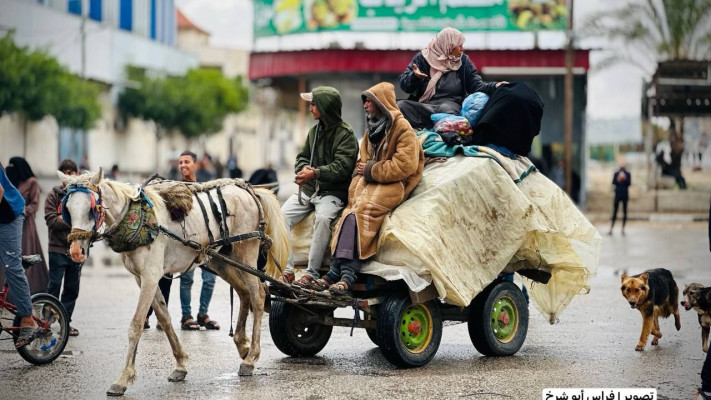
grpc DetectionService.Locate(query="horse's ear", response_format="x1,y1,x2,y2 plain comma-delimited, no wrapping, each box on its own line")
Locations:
57,170,70,184
91,167,103,186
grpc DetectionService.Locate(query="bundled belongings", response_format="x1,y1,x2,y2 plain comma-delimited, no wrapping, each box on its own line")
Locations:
471,82,544,155
432,114,473,136
460,92,489,126
291,152,600,323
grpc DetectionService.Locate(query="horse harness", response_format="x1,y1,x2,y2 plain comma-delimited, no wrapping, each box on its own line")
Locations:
61,175,273,271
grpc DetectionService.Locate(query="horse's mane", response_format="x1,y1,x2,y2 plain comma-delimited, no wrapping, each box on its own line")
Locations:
102,180,165,211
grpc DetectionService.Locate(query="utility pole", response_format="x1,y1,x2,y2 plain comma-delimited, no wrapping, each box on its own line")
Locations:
563,0,575,197
80,0,88,167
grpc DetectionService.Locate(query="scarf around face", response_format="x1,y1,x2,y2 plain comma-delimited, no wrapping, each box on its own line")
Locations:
367,115,388,146
420,27,465,103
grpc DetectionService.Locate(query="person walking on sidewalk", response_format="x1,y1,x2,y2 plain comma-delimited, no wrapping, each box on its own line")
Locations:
178,150,220,331
44,159,83,337
608,161,631,236
279,86,359,286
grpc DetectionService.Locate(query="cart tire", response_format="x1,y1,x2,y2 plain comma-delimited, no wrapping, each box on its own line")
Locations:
468,280,528,357
364,309,379,346
13,293,69,365
366,327,378,346
269,301,333,357
376,294,442,368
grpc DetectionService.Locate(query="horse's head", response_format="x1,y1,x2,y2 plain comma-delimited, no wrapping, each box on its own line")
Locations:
58,167,105,263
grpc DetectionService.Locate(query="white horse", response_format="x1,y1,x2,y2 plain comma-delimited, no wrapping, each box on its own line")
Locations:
59,169,289,396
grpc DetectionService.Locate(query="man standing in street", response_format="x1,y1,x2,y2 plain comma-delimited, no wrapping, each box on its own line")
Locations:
608,160,631,236
178,150,220,330
44,159,83,337
279,86,359,286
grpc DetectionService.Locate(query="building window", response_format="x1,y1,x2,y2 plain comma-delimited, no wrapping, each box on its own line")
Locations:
150,0,156,39
68,0,81,15
89,0,102,22
120,0,133,31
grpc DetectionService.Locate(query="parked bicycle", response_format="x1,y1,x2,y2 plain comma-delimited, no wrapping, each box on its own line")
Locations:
0,255,69,365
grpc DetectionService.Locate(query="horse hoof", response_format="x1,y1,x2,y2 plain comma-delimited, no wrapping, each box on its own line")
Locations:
168,369,187,382
106,384,127,396
238,364,254,376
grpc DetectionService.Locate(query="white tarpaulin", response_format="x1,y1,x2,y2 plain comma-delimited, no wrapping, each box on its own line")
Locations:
291,151,601,323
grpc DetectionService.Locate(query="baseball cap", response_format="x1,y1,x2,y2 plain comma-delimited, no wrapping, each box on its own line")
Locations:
300,92,313,102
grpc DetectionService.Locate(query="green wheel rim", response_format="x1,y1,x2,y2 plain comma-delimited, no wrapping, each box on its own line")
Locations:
491,295,518,343
399,304,432,352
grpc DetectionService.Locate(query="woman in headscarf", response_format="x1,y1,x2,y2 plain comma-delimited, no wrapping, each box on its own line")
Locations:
6,157,48,294
398,27,507,130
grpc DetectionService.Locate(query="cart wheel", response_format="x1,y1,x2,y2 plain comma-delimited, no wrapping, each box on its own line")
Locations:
269,301,333,357
365,310,378,346
376,294,442,368
13,293,69,365
468,280,528,357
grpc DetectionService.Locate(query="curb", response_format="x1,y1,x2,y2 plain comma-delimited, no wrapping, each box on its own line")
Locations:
585,213,709,223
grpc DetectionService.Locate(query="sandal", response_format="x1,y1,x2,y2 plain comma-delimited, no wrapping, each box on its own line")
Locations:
280,271,295,284
68,326,79,337
293,274,316,288
311,277,334,292
328,279,352,295
197,313,220,330
15,326,42,348
180,316,200,331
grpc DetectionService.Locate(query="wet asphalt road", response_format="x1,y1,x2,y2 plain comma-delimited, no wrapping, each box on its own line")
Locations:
1,220,710,400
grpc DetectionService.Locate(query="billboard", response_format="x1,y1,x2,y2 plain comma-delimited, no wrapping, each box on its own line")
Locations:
254,0,567,37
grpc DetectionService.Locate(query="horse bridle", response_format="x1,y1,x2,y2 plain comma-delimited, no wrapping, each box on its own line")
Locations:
60,185,105,243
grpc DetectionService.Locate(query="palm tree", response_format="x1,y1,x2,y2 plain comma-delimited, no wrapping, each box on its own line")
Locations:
581,0,711,73
581,0,711,188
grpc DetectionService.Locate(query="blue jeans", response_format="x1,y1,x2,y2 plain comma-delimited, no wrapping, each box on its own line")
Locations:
180,267,216,318
47,252,83,322
0,215,32,317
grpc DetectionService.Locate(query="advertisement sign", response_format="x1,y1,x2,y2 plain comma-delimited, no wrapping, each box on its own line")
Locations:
254,0,567,37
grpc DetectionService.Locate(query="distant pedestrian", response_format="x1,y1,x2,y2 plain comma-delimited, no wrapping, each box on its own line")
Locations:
248,163,278,185
608,161,631,236
227,154,243,179
44,159,83,337
550,159,565,189
105,164,120,180
6,157,48,294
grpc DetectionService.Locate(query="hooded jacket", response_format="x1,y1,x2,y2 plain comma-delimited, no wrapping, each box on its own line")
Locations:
295,86,359,203
331,82,425,259
44,185,72,254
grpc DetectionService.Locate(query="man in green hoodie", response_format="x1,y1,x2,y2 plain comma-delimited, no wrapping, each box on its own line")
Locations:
280,86,359,286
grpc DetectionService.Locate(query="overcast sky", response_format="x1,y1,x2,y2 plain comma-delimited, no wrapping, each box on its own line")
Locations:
175,0,646,120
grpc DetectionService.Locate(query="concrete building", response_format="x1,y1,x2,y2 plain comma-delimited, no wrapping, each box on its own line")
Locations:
0,0,198,176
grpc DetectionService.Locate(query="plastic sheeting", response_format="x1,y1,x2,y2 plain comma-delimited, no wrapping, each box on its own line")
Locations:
290,152,601,323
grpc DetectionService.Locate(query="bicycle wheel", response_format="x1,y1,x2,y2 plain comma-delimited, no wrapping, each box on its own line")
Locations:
13,293,69,365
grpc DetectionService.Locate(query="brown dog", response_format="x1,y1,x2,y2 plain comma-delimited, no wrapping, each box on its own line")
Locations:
620,268,681,351
681,283,711,353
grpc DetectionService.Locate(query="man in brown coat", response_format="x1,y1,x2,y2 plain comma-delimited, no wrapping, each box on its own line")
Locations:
310,82,425,293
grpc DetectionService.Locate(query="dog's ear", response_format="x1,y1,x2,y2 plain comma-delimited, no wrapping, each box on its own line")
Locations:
704,288,711,304
639,273,649,283
620,274,628,283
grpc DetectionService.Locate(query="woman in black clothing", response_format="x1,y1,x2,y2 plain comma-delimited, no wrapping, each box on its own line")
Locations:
398,27,507,130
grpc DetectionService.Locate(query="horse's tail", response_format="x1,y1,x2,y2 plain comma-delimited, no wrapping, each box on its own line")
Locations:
254,188,290,279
